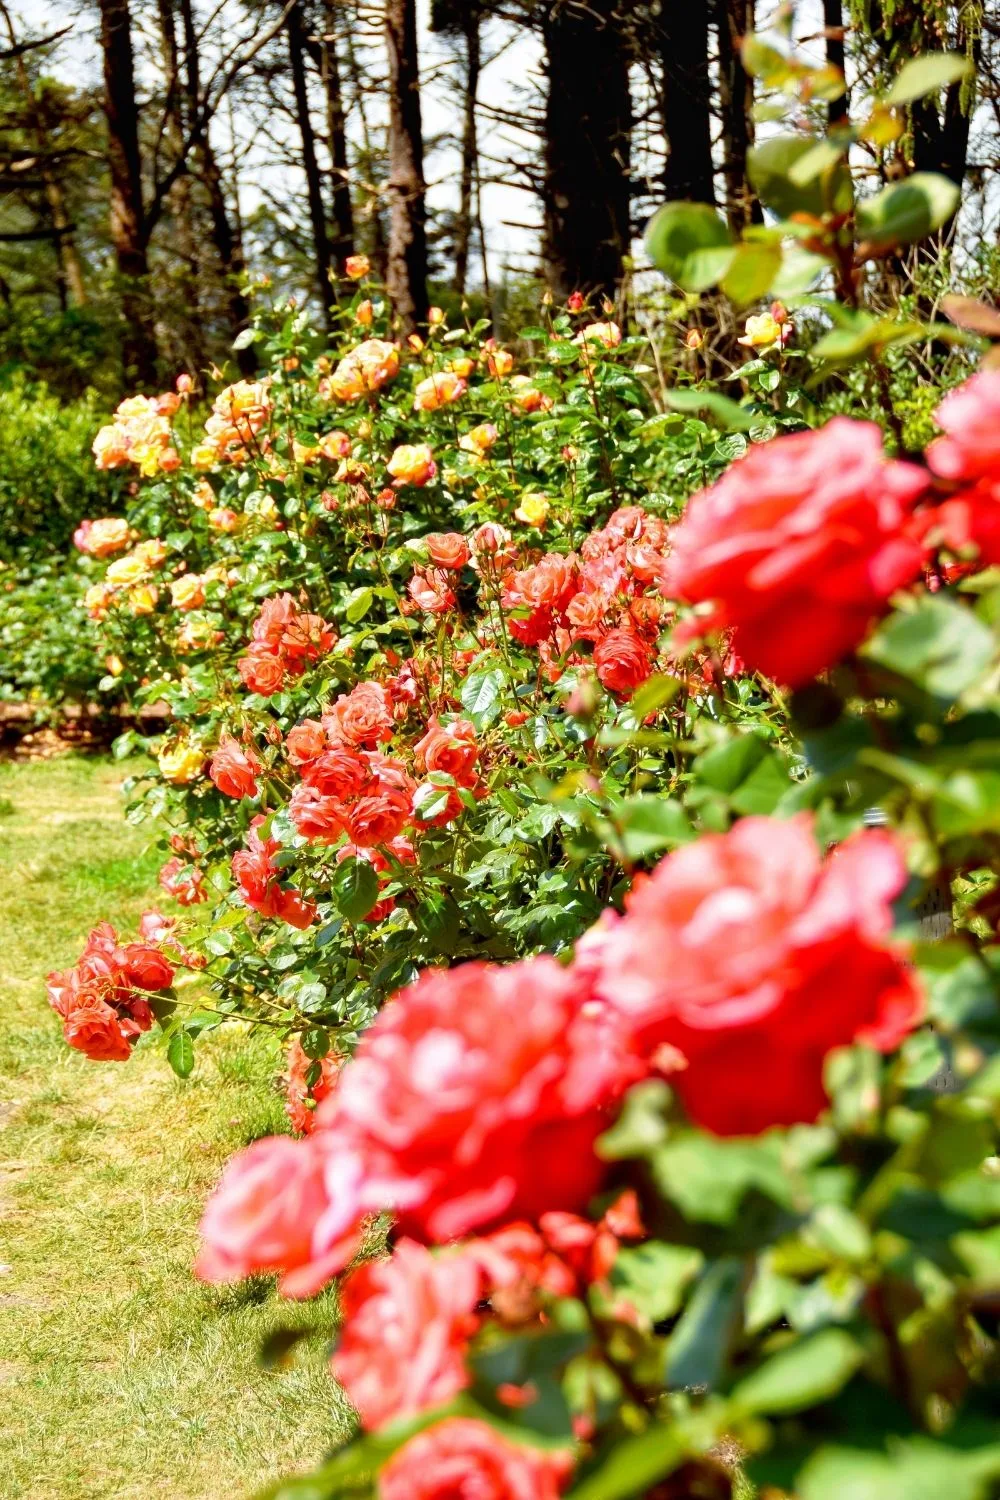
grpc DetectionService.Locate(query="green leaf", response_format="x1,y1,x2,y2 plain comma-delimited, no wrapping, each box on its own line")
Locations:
331,856,379,922
885,53,973,106
597,1079,672,1160
856,173,961,250
693,733,791,814
613,796,694,860
344,586,374,624
864,596,995,700
167,1030,194,1079
663,388,755,430
567,1426,688,1500
730,1329,865,1415
645,203,734,292
460,668,504,730
770,245,829,298
628,672,682,719
652,1133,791,1225
721,242,783,305
300,1026,330,1060
748,135,852,218
610,1242,704,1323
666,1257,744,1390
799,1438,1000,1500
232,327,258,350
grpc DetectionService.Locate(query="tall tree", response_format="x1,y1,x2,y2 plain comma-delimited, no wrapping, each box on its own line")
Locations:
287,0,334,329
385,0,428,329
823,0,849,124
155,0,206,371
715,0,762,231
430,0,483,295
541,0,633,302
319,0,355,273
177,0,256,369
97,0,158,384
658,4,716,203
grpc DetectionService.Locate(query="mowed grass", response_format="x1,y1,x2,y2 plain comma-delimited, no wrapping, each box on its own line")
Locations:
0,755,351,1500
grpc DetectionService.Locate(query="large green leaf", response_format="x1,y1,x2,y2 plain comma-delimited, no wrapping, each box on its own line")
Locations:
721,241,783,305
856,173,960,250
885,53,973,106
666,1257,744,1390
730,1329,865,1415
662,388,755,430
610,1242,704,1323
330,856,380,922
645,203,734,291
799,1438,1000,1500
748,136,852,219
567,1425,689,1500
864,597,995,701
460,668,504,730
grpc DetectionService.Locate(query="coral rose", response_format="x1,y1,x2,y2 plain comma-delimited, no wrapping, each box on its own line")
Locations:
377,1418,570,1500
589,813,921,1135
593,627,654,697
326,340,400,401
285,719,328,766
332,1240,481,1430
662,419,928,687
408,567,456,614
423,532,471,570
158,857,207,906
325,682,395,749
285,1037,342,1135
239,647,286,696
209,735,263,799
195,1134,359,1295
414,717,479,782
926,370,1000,484
345,254,370,279
62,998,133,1063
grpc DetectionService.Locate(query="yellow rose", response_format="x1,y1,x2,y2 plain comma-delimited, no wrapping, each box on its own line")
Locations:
104,654,124,677
127,583,159,615
106,551,148,587
515,492,550,528
448,356,475,379
191,444,218,469
386,443,437,488
325,339,400,401
158,742,205,784
84,583,114,620
484,347,514,379
169,574,206,610
738,313,782,349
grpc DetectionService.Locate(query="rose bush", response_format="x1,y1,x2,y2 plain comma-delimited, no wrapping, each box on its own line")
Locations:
46,258,1000,1499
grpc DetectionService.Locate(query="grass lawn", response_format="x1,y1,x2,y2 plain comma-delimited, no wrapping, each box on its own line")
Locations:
0,754,352,1500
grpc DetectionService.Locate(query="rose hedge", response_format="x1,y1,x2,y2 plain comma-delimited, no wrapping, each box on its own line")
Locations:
46,273,1000,1498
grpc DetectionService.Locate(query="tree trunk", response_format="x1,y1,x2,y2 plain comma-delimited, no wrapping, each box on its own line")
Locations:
321,0,355,274
822,0,849,125
385,0,428,331
715,0,762,232
177,0,255,371
287,0,334,330
658,3,716,203
98,0,158,386
454,9,480,294
541,0,632,303
156,0,206,372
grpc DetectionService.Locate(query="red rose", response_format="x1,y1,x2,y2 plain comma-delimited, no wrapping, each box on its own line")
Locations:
209,734,263,799
122,942,175,992
232,818,317,926
331,1240,480,1430
662,420,928,687
927,370,1000,484
589,813,921,1136
593,626,653,697
301,745,370,800
325,682,395,749
424,532,471,570
63,997,132,1062
326,957,635,1243
414,717,479,782
345,789,412,847
195,1134,359,1295
377,1418,570,1500
239,647,286,696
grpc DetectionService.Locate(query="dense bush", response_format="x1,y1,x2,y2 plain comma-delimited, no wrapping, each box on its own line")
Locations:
0,378,126,560
0,554,116,715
